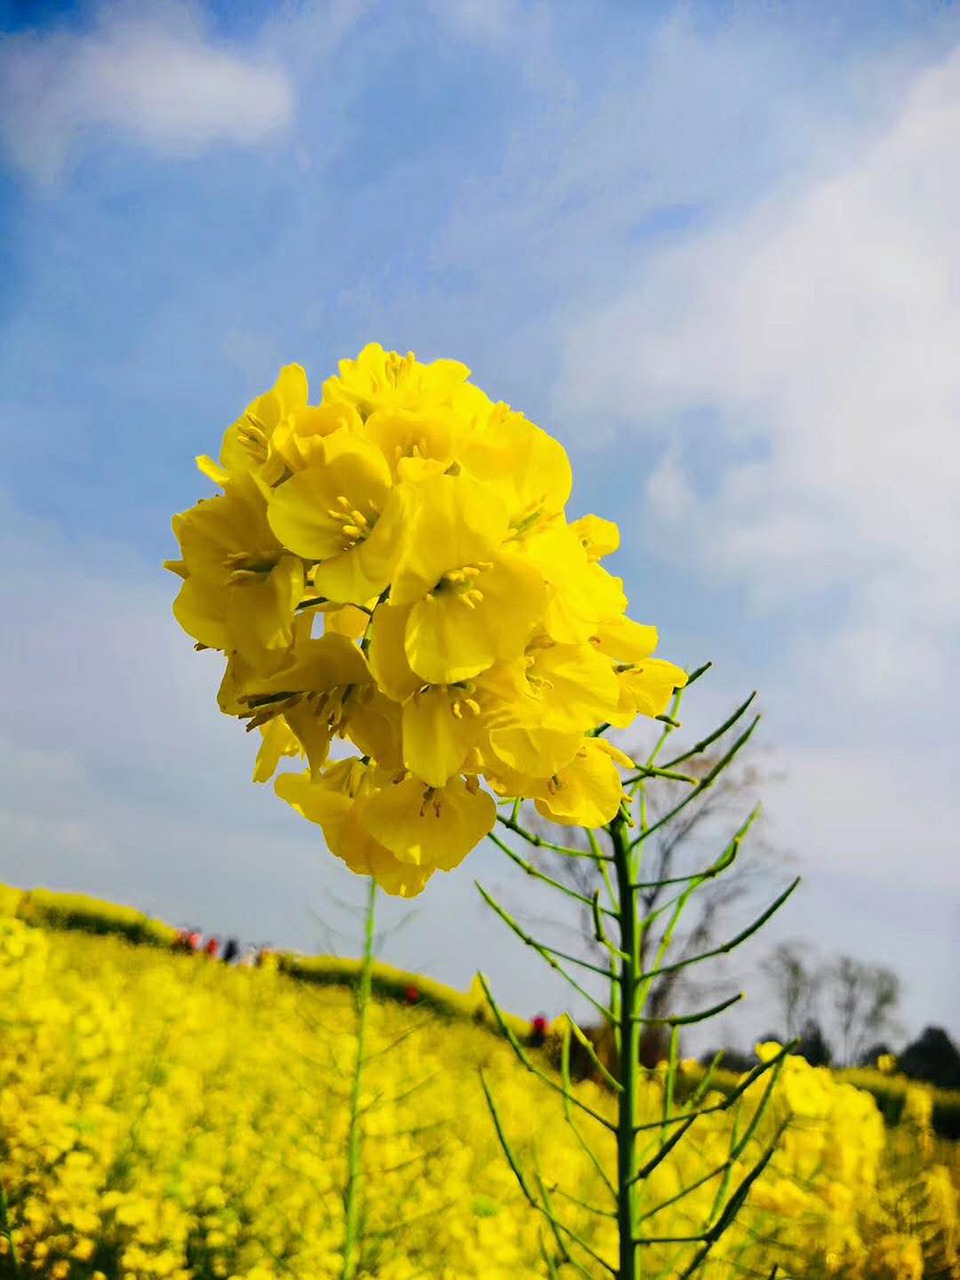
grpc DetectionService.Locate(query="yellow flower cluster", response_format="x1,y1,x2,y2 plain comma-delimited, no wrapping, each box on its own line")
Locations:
718,1045,959,1279
0,921,603,1280
165,346,686,894
1,919,956,1280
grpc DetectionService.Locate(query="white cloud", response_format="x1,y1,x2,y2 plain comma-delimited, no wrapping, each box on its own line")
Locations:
434,12,856,293
430,0,520,46
0,2,294,184
557,42,960,709
429,0,552,53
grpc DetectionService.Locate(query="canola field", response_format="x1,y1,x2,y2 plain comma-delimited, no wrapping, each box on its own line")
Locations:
0,914,957,1280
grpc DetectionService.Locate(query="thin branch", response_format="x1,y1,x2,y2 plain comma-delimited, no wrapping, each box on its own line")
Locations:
628,991,744,1027
476,882,614,1019
489,832,618,918
623,766,701,787
660,692,757,770
635,877,800,985
497,813,615,860
476,973,616,1132
631,716,760,849
480,1075,616,1276
559,1027,619,1197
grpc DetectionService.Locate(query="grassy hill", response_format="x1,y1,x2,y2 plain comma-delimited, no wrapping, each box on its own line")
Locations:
0,890,957,1279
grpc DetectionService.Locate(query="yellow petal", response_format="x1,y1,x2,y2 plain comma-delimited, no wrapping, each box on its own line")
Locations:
404,554,544,684
534,739,626,828
243,633,370,697
323,344,473,419
224,554,304,664
570,514,620,561
593,615,659,662
275,765,351,829
272,363,309,413
485,723,582,778
323,604,372,642
310,484,410,606
271,401,362,472
276,760,428,896
346,688,404,772
522,523,626,643
405,593,489,684
283,703,333,778
365,407,456,481
528,642,621,733
460,403,572,528
172,577,230,651
481,759,543,801
218,642,310,721
173,477,277,584
267,430,392,561
276,757,365,849
196,454,230,486
364,856,435,898
471,658,538,727
218,365,307,479
391,474,508,607
253,717,302,783
361,776,496,870
217,652,252,716
367,602,421,702
608,658,688,727
402,687,484,788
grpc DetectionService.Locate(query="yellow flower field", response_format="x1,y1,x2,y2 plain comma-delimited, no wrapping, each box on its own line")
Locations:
0,915,956,1279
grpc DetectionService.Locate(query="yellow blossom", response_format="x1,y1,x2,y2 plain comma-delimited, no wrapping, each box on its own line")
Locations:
267,430,410,606
196,363,309,486
167,344,688,895
533,737,633,828
275,760,434,897
322,343,488,422
570,514,620,561
390,473,545,683
239,634,374,776
167,476,303,663
458,402,572,533
359,773,496,871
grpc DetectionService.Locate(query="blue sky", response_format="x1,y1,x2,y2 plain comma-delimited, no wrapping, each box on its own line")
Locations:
1,0,958,1052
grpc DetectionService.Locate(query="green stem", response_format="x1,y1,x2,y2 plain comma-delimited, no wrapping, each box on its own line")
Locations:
341,877,377,1280
611,813,641,1280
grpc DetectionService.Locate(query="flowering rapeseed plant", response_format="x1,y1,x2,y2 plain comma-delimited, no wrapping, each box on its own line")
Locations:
0,918,956,1280
163,347,859,1277
166,345,686,897
164,346,793,1278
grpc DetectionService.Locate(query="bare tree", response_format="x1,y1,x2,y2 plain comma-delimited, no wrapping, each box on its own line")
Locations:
761,941,823,1041
829,955,901,1068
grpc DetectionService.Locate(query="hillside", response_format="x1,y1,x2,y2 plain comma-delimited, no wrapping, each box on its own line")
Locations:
0,898,957,1279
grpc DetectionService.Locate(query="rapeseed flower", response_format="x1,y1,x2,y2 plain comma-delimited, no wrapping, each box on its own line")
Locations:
167,345,687,894
0,916,957,1280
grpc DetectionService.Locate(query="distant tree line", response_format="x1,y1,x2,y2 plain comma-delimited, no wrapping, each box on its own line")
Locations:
705,940,960,1091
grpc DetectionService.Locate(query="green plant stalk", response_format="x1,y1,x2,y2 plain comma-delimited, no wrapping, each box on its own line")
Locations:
480,677,803,1276
341,877,377,1280
611,812,641,1280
